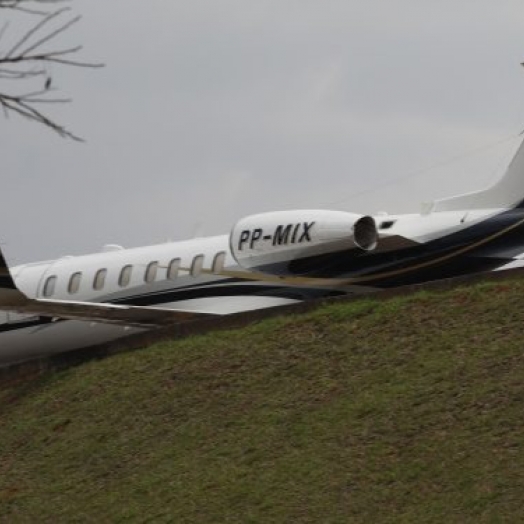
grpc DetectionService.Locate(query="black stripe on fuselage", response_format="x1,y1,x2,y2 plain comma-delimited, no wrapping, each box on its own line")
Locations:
0,282,346,334
111,281,345,307
253,207,524,287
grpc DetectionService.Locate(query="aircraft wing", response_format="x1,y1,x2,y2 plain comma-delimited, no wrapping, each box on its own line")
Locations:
0,297,212,327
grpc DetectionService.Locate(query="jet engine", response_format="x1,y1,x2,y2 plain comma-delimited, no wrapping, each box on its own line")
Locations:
230,210,378,275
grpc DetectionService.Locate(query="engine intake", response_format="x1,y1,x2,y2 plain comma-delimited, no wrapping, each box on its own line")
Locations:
353,215,378,251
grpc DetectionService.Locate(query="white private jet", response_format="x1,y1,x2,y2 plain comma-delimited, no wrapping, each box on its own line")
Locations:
2,137,524,366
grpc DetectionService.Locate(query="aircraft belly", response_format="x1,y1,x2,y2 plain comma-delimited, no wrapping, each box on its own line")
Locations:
0,294,302,367
0,321,144,367
155,296,300,315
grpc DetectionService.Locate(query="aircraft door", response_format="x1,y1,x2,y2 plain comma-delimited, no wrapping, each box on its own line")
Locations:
10,263,50,299
34,259,64,298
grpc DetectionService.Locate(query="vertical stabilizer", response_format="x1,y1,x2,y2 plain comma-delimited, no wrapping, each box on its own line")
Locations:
434,137,524,212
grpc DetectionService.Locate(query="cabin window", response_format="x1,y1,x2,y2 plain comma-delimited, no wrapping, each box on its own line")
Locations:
167,258,180,280
43,275,57,297
191,255,204,277
68,272,82,294
93,269,107,291
212,251,226,274
145,261,158,283
119,265,133,287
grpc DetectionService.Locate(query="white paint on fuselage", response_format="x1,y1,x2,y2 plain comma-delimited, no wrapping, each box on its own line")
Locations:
13,235,232,302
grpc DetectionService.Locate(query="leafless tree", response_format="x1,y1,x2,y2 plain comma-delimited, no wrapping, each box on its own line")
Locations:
0,0,102,140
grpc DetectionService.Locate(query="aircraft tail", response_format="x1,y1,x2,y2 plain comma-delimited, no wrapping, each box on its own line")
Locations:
433,136,524,212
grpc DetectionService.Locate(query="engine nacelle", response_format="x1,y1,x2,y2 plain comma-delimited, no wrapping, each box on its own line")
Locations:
230,210,378,274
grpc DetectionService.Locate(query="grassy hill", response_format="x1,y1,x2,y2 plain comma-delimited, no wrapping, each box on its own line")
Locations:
1,278,524,523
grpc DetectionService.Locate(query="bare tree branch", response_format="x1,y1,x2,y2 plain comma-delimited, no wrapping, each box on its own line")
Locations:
0,0,67,17
5,7,70,58
0,0,103,140
0,92,81,140
0,67,45,79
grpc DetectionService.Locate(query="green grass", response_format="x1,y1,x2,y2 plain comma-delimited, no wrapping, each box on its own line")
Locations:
1,279,524,523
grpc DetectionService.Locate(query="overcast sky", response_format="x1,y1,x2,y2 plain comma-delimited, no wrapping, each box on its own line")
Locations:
2,0,524,264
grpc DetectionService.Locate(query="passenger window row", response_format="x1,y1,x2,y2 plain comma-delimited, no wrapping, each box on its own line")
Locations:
42,252,226,298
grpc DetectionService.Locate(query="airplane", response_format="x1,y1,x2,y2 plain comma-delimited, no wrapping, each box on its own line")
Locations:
2,136,524,367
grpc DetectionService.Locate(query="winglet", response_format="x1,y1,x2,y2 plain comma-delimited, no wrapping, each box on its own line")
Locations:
0,246,29,307
0,248,16,290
